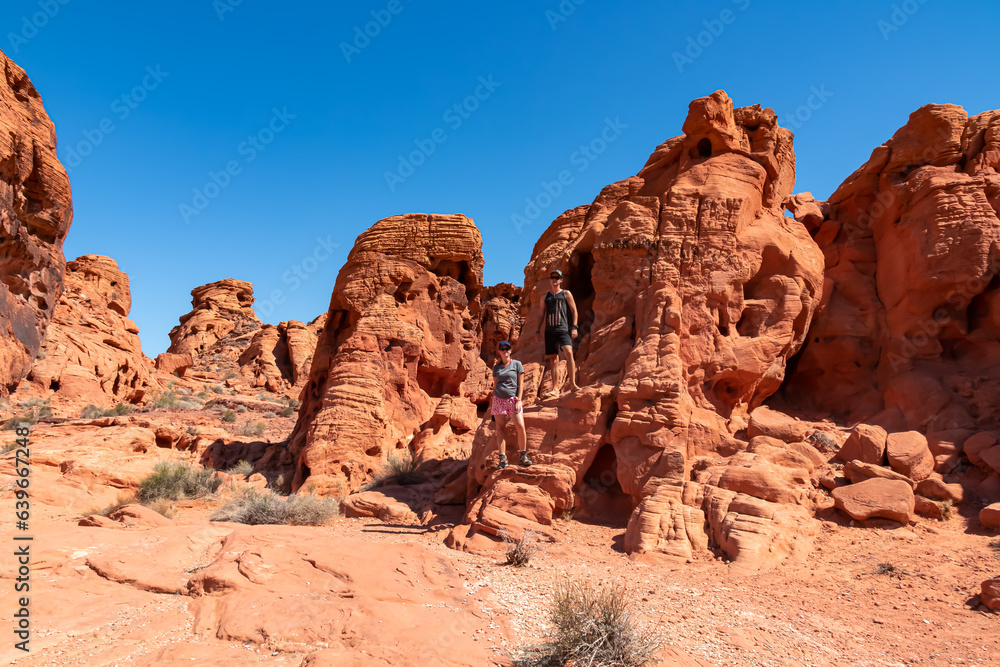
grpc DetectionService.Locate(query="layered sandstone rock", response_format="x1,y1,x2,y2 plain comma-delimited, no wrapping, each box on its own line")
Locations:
781,104,1000,432
453,91,827,570
0,51,73,395
238,314,327,392
287,213,486,494
23,255,157,405
167,279,260,358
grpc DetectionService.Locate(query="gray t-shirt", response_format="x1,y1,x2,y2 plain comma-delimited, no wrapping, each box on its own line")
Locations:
492,359,524,399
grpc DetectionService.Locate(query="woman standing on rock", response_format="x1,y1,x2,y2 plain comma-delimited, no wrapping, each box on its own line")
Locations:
491,340,531,469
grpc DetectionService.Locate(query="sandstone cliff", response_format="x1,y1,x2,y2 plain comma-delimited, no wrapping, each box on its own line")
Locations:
0,50,73,395
23,254,157,406
781,104,1000,434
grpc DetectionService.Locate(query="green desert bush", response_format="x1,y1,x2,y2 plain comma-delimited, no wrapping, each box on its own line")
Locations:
210,486,339,525
136,461,221,504
513,581,661,667
221,409,237,423
81,404,104,419
106,402,135,416
153,392,180,409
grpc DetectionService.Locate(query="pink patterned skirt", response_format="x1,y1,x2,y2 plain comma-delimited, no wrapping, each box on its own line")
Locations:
491,394,522,416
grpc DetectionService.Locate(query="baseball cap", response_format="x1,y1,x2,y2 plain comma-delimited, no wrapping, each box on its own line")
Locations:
498,340,511,350
549,269,563,278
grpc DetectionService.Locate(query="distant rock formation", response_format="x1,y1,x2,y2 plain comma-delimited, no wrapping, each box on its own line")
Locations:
24,255,157,405
781,104,1000,433
238,314,327,393
450,90,828,572
0,51,74,395
167,279,260,358
287,213,488,494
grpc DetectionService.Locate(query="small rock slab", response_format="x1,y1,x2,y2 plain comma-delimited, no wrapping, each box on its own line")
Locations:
832,478,914,523
886,431,933,481
838,424,887,465
980,503,1000,531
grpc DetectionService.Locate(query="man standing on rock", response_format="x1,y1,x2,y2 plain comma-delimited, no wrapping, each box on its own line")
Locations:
535,269,579,397
491,340,530,469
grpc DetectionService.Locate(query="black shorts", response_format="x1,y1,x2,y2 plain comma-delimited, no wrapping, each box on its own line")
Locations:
544,329,573,356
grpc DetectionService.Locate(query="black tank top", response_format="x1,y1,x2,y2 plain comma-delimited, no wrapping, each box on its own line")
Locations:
544,291,569,332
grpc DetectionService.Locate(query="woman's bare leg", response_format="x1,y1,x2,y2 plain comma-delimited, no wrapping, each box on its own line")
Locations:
493,413,509,459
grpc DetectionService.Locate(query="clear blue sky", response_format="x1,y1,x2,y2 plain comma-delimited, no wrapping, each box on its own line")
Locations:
2,1,997,354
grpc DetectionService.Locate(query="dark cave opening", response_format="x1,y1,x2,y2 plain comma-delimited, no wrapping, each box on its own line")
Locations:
576,443,631,526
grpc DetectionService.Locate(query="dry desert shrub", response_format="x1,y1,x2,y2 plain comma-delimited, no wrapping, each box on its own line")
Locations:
84,492,136,518
368,450,422,488
236,420,266,437
136,461,221,503
514,581,661,667
502,528,542,568
221,409,237,423
211,486,339,525
225,459,254,477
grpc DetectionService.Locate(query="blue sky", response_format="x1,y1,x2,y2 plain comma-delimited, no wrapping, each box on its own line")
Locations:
2,0,997,354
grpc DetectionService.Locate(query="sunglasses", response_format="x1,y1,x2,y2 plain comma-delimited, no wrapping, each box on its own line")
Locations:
549,275,562,280
499,346,511,351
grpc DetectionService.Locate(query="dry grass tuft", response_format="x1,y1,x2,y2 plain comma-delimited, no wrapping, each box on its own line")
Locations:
514,581,661,667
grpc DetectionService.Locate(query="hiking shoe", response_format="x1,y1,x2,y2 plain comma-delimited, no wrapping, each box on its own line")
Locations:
497,453,508,470
519,450,532,467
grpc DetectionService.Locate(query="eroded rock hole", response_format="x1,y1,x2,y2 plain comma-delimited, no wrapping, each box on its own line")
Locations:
578,443,631,525
566,251,596,339
394,281,413,304
697,138,713,158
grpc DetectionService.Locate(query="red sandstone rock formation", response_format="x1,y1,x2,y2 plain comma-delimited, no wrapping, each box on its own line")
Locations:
0,51,73,395
781,104,1000,433
21,255,157,406
167,279,260,358
288,213,487,494
450,91,828,571
238,314,327,392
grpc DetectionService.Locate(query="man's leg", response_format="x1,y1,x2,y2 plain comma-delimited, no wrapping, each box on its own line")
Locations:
542,354,559,396
560,344,578,391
